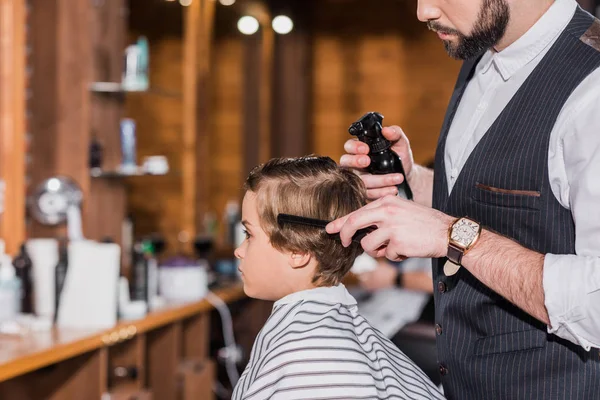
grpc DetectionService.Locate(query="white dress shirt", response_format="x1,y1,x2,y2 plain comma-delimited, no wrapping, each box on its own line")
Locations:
444,0,600,350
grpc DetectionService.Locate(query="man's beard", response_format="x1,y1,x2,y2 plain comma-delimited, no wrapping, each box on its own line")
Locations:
427,0,510,60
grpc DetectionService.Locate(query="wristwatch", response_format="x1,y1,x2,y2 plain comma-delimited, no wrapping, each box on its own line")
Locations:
444,217,482,276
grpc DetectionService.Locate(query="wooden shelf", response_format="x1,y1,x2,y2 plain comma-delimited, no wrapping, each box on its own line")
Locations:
89,82,182,99
90,168,169,179
0,283,245,383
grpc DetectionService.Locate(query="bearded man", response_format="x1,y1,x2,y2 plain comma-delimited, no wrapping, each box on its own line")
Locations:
329,0,600,398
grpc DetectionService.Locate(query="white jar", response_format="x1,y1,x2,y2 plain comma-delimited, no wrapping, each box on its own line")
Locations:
158,262,208,303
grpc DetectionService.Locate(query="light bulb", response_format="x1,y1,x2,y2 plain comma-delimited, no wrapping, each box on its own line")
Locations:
272,15,293,35
238,16,259,35
219,0,235,5
179,0,192,6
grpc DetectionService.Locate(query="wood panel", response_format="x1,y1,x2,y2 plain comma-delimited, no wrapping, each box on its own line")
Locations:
127,0,243,242
108,336,144,392
270,0,312,158
28,0,92,239
208,34,244,226
311,0,461,165
125,38,184,255
127,0,461,247
0,283,244,383
182,314,210,361
126,1,184,255
193,0,217,235
242,3,274,181
86,0,128,244
0,0,27,254
182,0,201,249
0,350,104,400
147,323,182,400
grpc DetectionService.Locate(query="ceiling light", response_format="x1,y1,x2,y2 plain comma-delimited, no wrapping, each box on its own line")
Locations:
238,16,259,35
272,15,293,35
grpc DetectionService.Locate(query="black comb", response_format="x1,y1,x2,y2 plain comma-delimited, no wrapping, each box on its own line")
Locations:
277,214,376,244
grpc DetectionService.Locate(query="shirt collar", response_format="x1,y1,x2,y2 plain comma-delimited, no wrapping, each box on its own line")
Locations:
275,284,357,307
480,0,578,81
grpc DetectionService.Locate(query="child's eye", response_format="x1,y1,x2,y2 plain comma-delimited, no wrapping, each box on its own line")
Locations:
242,229,251,239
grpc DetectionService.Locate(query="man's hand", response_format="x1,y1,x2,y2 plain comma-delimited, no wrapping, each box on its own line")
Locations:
340,126,415,200
327,195,454,261
358,260,399,291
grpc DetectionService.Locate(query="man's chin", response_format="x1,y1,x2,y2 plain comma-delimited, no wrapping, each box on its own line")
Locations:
442,42,474,61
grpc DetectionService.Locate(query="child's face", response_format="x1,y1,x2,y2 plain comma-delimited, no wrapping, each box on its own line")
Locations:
234,191,302,301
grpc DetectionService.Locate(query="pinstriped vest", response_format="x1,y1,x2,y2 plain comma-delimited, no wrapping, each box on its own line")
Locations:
432,8,600,400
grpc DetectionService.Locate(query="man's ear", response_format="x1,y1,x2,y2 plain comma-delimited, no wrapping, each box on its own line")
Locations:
289,251,312,269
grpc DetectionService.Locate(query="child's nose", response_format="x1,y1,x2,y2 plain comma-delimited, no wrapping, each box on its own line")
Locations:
234,245,244,259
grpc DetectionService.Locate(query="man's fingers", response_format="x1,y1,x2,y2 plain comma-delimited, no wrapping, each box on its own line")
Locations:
366,187,398,200
327,195,398,236
340,154,370,169
360,173,405,190
381,126,404,142
360,227,392,255
337,207,390,246
344,138,370,155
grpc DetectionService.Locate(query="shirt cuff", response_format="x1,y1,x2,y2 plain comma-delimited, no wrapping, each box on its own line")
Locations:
543,253,600,351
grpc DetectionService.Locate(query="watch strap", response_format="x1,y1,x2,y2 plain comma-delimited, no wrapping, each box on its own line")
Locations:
447,243,464,265
395,271,404,288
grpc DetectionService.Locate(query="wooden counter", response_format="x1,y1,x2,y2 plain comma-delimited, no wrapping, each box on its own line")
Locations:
0,283,246,399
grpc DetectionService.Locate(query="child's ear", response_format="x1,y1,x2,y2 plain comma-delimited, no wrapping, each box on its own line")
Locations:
289,251,312,269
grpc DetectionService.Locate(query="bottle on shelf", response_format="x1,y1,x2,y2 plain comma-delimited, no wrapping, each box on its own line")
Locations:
131,241,148,304
89,134,103,170
54,240,69,322
13,243,33,314
0,240,21,322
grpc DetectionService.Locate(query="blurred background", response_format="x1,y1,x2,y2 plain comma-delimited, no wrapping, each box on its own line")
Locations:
12,0,464,255
0,0,597,399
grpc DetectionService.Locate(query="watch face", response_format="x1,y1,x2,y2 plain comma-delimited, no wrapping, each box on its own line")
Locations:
451,218,480,247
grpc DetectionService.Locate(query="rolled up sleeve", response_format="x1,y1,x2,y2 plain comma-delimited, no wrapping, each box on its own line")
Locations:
544,254,600,351
543,81,600,351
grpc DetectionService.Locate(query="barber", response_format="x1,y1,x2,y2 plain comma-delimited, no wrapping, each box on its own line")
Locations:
327,0,600,398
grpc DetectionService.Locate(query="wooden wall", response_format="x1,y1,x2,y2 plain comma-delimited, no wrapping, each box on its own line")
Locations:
125,2,184,254
0,0,26,254
125,2,245,253
125,0,460,247
311,0,460,165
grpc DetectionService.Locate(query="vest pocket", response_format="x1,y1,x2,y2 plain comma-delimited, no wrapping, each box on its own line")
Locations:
473,329,546,356
472,182,541,211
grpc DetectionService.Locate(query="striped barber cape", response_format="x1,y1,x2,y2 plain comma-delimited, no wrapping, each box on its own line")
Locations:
232,284,445,400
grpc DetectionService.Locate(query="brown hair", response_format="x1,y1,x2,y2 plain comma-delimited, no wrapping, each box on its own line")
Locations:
245,156,367,286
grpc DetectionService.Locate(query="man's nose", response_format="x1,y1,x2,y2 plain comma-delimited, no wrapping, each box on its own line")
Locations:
417,1,442,22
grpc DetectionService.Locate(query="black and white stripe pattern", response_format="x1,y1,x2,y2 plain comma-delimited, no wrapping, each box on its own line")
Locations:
232,285,445,400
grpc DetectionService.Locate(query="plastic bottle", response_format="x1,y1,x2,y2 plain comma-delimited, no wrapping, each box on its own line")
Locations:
349,112,413,200
13,243,33,314
131,242,148,304
0,241,21,321
54,240,69,322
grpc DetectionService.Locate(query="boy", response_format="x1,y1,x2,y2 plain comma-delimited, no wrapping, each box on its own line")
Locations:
232,156,444,400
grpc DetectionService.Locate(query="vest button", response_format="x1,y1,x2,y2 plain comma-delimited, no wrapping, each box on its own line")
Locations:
439,364,449,376
435,324,443,335
437,281,447,293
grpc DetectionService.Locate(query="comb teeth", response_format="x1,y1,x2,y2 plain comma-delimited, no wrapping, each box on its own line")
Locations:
277,214,328,229
276,213,376,245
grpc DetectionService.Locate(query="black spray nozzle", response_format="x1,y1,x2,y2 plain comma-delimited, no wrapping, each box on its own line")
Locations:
348,111,391,153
